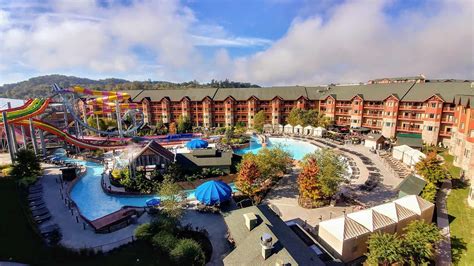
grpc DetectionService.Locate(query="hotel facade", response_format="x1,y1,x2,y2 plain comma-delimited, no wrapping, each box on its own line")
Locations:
79,76,474,180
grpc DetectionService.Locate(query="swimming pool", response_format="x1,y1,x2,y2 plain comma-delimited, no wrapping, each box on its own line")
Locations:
66,157,236,220
235,136,320,160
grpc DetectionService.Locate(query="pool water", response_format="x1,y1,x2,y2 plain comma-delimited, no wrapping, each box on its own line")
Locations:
67,157,236,220
235,136,320,160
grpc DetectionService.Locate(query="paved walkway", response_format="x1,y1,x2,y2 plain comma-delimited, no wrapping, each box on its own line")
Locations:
263,139,402,230
40,164,151,252
182,210,230,266
436,180,453,266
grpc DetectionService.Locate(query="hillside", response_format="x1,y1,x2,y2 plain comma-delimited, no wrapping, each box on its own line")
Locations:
0,75,260,99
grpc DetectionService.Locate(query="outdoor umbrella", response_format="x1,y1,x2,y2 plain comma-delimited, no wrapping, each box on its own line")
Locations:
194,180,232,205
186,139,209,150
146,198,161,207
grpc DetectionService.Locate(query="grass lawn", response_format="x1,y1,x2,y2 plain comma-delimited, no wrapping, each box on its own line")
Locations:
447,181,474,265
0,177,170,266
442,151,461,179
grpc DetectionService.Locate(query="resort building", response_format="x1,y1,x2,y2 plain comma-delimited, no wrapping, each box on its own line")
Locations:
318,195,434,263
78,76,472,148
223,205,325,265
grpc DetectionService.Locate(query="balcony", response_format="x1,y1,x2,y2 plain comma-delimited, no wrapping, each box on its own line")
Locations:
441,119,454,124
439,132,452,137
364,105,383,109
442,107,455,112
362,123,382,129
335,104,351,107
399,105,424,111
363,113,383,118
396,127,422,133
398,116,422,121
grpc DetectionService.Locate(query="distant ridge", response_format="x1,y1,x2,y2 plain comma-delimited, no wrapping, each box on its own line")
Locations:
0,75,260,99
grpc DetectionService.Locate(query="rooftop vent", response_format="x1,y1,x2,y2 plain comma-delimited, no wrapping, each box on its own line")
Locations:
243,212,258,231
261,233,273,260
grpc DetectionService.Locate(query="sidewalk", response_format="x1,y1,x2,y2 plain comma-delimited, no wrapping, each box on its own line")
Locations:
436,180,452,266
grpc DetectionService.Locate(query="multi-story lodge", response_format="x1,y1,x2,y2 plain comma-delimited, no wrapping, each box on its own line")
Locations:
78,76,474,181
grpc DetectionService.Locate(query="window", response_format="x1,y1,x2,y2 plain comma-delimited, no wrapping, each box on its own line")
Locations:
385,122,391,127
470,130,474,138
464,148,470,158
427,126,433,131
429,114,435,119
461,123,465,129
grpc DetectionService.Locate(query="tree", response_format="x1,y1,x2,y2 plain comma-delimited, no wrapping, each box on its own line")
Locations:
11,149,41,182
159,179,185,219
155,121,168,135
152,233,178,252
298,149,346,203
366,232,404,266
134,223,154,241
403,220,442,264
415,152,448,184
169,122,177,134
253,110,266,133
177,115,192,133
170,239,205,266
236,154,262,197
254,145,292,179
287,108,305,126
297,156,322,201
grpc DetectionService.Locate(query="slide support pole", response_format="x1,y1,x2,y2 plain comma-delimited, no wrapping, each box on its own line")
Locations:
29,118,38,155
2,111,15,163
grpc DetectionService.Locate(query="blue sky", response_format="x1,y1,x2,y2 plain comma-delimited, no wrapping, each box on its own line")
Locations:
0,0,472,86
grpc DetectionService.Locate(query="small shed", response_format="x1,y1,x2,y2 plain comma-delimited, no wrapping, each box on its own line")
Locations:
313,126,327,137
363,133,386,149
396,175,427,198
293,125,303,135
402,149,426,167
263,124,273,133
284,124,294,134
303,125,314,135
394,195,435,223
392,145,412,161
275,124,284,133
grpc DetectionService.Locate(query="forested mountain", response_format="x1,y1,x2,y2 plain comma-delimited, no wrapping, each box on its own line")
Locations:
0,75,260,99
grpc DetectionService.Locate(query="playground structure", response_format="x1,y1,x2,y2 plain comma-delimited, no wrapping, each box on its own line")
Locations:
0,84,146,162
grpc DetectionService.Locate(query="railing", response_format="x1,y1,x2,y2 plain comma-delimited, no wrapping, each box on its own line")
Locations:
399,106,424,110
396,127,422,133
442,107,455,112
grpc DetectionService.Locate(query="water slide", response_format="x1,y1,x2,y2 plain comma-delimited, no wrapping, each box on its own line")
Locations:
0,97,126,150
53,85,144,136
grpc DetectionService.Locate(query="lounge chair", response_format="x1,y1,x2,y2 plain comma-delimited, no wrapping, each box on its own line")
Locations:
30,204,46,211
29,187,42,193
28,195,42,202
29,184,43,190
40,224,60,236
29,199,45,207
34,213,51,224
32,208,49,217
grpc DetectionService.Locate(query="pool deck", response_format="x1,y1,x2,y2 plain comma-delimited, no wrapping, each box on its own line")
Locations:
263,140,402,231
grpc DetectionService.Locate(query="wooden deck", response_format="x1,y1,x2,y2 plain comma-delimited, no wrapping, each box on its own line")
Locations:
89,207,142,232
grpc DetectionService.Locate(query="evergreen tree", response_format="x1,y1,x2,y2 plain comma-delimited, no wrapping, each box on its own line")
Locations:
366,232,404,266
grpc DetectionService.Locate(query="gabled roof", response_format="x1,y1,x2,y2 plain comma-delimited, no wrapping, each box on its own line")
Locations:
371,202,417,222
213,86,313,101
319,216,370,241
131,140,174,162
402,82,473,102
347,209,396,232
393,195,433,215
396,175,427,197
319,83,415,101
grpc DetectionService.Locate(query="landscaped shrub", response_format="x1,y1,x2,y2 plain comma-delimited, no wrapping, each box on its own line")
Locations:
1,166,13,177
11,149,41,180
151,233,177,252
134,223,154,241
421,182,438,202
170,239,205,266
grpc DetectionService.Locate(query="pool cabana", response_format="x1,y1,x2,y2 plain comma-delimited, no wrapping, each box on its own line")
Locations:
303,125,314,135
284,124,294,134
293,125,303,135
263,124,273,133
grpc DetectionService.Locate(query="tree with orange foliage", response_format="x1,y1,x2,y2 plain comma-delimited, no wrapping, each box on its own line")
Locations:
297,157,322,202
168,122,177,134
236,154,261,197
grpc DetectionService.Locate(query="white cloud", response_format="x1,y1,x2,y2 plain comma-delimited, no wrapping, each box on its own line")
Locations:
230,0,474,85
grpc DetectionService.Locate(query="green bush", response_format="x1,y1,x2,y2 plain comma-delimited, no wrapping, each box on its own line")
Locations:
421,182,438,203
2,166,13,176
11,149,41,180
151,233,177,252
134,224,154,241
170,239,205,266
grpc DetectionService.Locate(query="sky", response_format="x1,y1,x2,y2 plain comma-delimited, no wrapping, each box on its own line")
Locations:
0,0,472,86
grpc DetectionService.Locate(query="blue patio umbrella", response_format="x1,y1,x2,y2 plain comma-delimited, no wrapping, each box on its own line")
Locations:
186,139,208,150
146,198,161,207
194,180,232,205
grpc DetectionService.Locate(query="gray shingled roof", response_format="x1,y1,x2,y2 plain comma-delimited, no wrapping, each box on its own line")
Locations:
402,82,473,102
213,86,311,101
318,83,415,101
176,149,232,168
223,205,324,266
